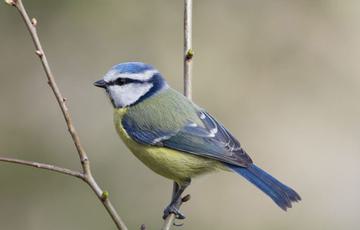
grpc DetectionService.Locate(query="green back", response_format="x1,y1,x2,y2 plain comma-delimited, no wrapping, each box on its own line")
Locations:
126,88,202,132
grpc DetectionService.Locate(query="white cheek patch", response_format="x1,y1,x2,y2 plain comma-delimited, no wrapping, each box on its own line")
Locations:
108,82,153,107
104,69,159,82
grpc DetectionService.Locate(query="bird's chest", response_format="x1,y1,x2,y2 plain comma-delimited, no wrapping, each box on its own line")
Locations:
113,108,222,183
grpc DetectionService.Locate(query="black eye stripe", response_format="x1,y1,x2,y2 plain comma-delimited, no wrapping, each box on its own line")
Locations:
116,78,127,86
109,78,143,86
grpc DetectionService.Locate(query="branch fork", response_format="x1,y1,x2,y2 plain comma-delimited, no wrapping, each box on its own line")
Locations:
2,0,127,229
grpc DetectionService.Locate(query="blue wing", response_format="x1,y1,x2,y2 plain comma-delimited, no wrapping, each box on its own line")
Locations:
122,110,252,167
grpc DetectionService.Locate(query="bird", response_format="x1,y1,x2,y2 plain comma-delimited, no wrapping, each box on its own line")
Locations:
94,62,301,220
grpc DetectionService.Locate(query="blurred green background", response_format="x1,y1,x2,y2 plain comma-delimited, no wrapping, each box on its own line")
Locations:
1,0,360,229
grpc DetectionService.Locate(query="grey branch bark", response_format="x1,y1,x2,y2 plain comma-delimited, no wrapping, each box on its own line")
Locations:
3,0,128,229
162,0,193,229
183,0,193,100
0,156,83,179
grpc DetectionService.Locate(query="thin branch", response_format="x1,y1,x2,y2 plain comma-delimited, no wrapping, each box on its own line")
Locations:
161,216,175,230
183,0,193,100
5,1,128,229
0,156,84,179
163,0,193,229
15,0,89,174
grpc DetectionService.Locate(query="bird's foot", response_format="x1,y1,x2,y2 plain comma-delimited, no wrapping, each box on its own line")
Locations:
163,203,186,220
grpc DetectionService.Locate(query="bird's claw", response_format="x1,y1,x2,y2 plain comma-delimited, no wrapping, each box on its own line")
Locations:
163,204,186,220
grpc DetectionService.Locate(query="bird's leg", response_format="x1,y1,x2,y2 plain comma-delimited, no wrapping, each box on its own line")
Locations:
171,182,180,202
163,180,190,220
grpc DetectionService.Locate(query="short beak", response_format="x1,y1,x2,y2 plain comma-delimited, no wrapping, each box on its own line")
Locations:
93,79,107,88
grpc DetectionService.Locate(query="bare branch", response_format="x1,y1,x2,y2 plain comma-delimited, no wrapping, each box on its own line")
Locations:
183,0,193,99
0,156,83,179
5,1,128,229
163,0,193,229
161,216,176,230
15,0,89,173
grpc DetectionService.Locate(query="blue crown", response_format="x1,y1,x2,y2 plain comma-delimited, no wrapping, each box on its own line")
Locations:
111,62,155,74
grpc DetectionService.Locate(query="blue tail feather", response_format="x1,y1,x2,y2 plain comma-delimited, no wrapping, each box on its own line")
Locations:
226,163,301,210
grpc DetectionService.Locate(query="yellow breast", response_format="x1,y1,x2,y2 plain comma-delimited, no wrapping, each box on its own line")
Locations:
113,108,226,184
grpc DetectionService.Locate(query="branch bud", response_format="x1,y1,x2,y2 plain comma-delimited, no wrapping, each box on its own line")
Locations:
185,48,194,60
35,50,43,57
31,18,38,26
81,156,88,164
181,194,191,202
4,0,15,6
101,191,109,201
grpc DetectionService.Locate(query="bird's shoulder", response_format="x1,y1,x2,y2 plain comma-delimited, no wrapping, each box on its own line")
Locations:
125,88,200,130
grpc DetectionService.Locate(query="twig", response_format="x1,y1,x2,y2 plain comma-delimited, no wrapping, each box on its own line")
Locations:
161,215,175,230
162,0,193,229
183,0,193,100
4,1,128,229
0,156,83,179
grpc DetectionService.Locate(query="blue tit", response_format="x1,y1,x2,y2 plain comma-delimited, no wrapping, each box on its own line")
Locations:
94,62,301,220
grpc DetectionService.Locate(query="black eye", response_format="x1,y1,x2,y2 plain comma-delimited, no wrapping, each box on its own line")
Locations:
115,78,127,86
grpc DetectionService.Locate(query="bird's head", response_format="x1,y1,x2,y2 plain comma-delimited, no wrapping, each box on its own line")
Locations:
94,62,168,108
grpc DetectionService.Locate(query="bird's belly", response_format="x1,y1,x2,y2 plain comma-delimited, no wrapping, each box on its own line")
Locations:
114,109,225,184
129,143,222,183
